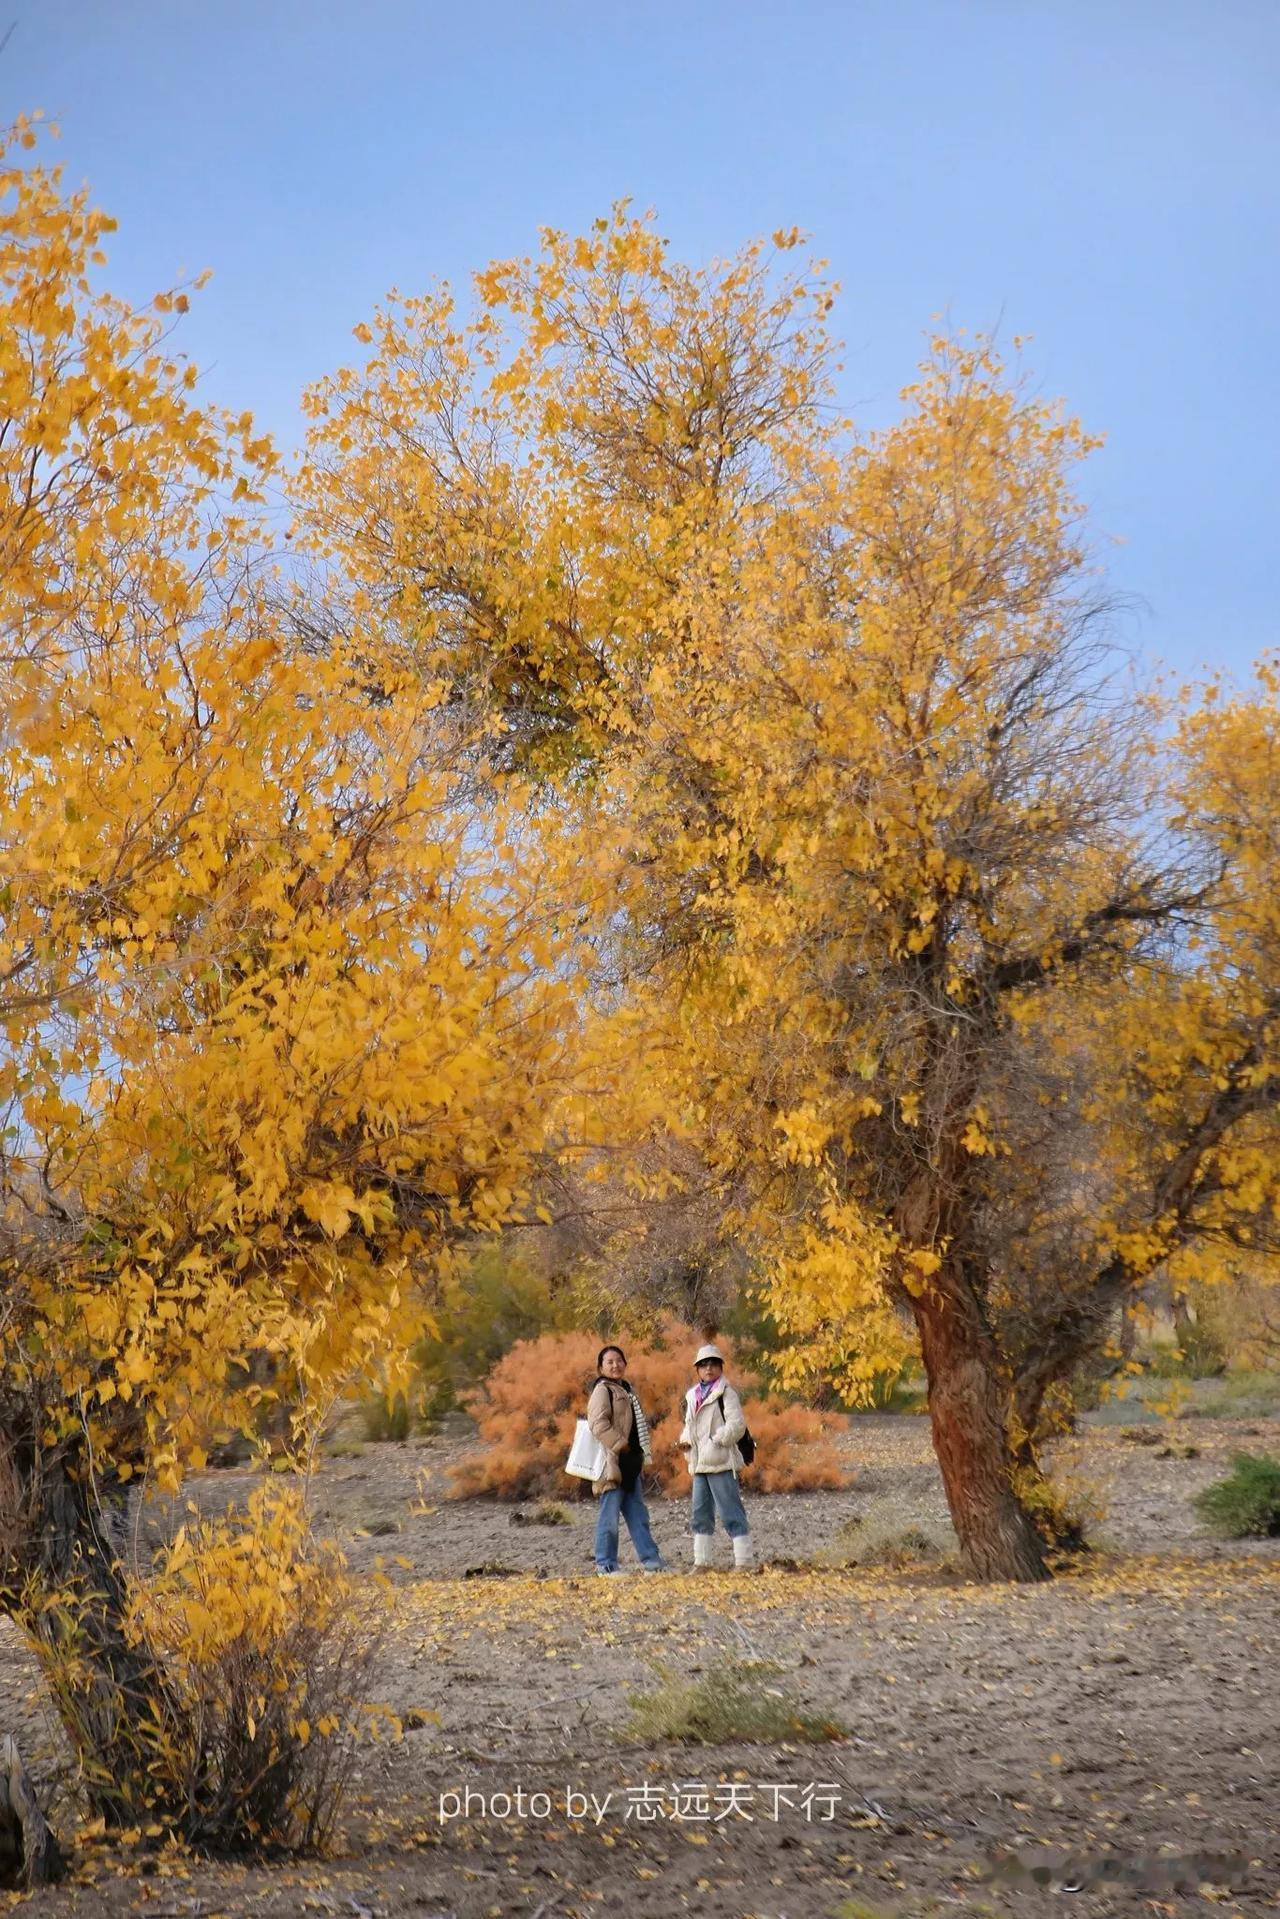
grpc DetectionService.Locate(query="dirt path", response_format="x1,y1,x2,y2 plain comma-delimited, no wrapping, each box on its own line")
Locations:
4,1414,1278,1918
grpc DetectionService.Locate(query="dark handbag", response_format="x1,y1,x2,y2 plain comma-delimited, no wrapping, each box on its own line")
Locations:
715,1396,756,1466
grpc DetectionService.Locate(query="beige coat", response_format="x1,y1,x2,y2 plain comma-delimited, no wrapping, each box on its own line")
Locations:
586,1377,635,1495
679,1379,746,1475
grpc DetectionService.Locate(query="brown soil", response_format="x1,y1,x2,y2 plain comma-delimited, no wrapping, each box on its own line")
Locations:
3,1412,1278,1919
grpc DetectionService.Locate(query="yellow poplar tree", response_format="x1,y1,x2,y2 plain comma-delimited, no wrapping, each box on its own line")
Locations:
0,124,584,1800
298,212,1277,1582
1030,669,1280,1396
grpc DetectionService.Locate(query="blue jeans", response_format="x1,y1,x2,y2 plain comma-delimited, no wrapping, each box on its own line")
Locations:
595,1481,663,1570
691,1470,750,1539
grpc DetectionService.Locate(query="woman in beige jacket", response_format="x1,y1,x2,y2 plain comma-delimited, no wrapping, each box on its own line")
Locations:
679,1342,754,1569
586,1346,668,1575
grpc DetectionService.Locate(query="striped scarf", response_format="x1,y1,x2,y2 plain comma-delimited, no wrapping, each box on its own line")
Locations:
628,1387,653,1462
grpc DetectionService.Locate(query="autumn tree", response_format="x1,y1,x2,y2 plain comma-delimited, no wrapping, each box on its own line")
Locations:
0,124,586,1822
299,210,1280,1582
1003,669,1280,1433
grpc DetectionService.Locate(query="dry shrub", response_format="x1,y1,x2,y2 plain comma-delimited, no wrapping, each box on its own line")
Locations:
743,1402,848,1493
510,1502,572,1527
626,1657,843,1744
31,1485,390,1852
450,1322,849,1500
822,1504,958,1571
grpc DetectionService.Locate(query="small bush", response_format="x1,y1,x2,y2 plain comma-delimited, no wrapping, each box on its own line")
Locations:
450,1321,849,1500
358,1392,412,1443
1013,1442,1106,1553
510,1501,572,1527
130,1485,390,1850
1175,1319,1229,1378
821,1503,957,1570
1193,1453,1280,1538
626,1657,843,1745
32,1485,391,1852
1151,1335,1228,1381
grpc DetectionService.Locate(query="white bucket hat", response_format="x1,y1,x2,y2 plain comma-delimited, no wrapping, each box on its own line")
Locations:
693,1343,725,1365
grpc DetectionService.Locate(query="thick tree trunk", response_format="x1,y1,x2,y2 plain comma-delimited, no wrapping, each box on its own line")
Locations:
0,1735,62,1888
911,1265,1050,1583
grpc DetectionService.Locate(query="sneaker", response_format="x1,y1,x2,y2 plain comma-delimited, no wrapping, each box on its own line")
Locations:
595,1566,624,1576
640,1558,671,1573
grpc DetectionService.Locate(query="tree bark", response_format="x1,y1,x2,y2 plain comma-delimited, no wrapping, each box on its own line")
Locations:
910,1263,1050,1583
0,1735,62,1888
2,1427,171,1825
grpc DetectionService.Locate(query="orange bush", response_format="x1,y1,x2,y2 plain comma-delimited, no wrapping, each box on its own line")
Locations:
449,1322,850,1499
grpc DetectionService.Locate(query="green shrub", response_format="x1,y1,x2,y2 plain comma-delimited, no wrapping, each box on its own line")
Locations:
1177,1319,1229,1378
626,1657,842,1745
717,1294,781,1381
1193,1453,1280,1538
358,1392,411,1443
1145,1335,1228,1382
412,1245,579,1427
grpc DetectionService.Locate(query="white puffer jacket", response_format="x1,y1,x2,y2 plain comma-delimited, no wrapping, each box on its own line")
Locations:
679,1379,746,1476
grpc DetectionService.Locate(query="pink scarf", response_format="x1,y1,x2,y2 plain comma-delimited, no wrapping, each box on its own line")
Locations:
694,1378,722,1412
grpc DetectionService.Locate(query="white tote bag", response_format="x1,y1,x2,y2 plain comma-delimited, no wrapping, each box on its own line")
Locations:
565,1416,608,1481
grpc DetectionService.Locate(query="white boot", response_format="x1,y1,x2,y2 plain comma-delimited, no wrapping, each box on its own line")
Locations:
693,1534,714,1570
732,1532,756,1571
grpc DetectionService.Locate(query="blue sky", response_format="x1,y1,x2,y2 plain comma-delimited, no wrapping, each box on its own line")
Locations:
8,1,1277,684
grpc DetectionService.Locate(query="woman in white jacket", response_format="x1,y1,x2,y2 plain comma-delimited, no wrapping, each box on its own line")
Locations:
679,1342,755,1570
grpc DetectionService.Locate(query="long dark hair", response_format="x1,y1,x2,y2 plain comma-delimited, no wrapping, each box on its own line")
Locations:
596,1346,636,1402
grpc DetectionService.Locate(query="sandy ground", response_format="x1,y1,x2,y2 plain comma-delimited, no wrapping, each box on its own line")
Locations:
3,1411,1278,1919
